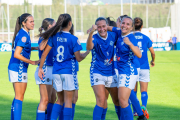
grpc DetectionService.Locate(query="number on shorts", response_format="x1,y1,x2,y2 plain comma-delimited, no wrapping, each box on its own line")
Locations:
57,46,64,62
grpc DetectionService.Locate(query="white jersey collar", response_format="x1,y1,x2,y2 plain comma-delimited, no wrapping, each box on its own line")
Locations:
62,31,70,34
97,32,108,40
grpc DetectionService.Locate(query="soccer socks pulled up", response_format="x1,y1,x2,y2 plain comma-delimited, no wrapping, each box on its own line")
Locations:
115,106,121,120
51,104,63,120
63,107,72,120
45,103,54,120
36,110,45,120
130,90,144,116
101,108,107,120
59,104,64,120
13,99,23,120
121,105,133,120
141,91,148,107
93,105,103,120
71,103,76,120
11,98,15,120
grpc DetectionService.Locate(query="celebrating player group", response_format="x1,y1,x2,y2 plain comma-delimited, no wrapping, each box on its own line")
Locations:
8,12,155,120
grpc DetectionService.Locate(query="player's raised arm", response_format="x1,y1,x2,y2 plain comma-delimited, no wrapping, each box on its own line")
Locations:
86,25,97,50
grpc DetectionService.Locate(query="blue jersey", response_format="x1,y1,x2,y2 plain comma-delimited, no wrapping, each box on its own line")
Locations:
90,32,118,76
134,32,152,69
112,27,138,75
38,38,54,66
47,31,82,74
8,28,31,73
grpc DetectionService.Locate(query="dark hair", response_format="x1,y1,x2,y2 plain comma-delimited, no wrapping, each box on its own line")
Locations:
69,24,74,35
118,15,128,22
134,17,143,31
106,17,117,27
39,18,55,34
12,13,32,48
95,17,108,25
39,13,72,40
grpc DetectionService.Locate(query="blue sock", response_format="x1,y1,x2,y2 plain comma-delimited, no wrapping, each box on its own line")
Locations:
93,105,103,120
101,108,107,120
51,104,63,120
14,99,23,120
36,110,45,120
134,91,137,96
130,90,143,116
63,107,72,120
59,104,64,120
71,103,76,120
45,103,54,120
141,91,148,107
115,106,121,120
121,105,133,120
11,98,15,120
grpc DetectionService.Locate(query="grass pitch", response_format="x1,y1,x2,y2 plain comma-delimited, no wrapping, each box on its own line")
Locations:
0,51,180,120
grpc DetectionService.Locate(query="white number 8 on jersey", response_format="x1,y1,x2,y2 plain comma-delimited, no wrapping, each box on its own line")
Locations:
57,46,64,62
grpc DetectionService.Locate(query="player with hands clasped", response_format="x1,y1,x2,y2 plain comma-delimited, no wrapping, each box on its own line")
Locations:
38,13,89,120
8,13,39,120
87,17,119,120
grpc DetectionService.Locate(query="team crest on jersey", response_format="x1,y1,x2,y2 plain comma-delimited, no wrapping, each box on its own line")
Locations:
121,41,124,45
21,37,27,43
110,41,114,46
77,40,81,45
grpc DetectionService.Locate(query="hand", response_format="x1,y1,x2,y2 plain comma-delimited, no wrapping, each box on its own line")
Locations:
150,60,155,67
38,68,45,80
31,60,40,65
123,37,132,46
87,25,97,34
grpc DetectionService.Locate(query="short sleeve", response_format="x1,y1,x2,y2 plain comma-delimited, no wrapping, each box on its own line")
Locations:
147,37,152,48
112,27,121,37
73,38,83,53
47,36,54,47
17,36,27,47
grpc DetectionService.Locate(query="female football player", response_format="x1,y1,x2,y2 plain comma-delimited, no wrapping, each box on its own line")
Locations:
133,17,155,119
34,18,56,120
8,13,39,120
86,17,119,120
38,13,89,120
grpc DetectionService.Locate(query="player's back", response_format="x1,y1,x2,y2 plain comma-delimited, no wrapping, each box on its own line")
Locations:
48,31,82,74
134,32,152,69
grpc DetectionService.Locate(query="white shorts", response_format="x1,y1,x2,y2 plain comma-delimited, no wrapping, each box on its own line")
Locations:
118,74,138,90
139,69,150,82
90,73,118,88
53,74,79,92
136,68,140,82
34,66,53,85
8,69,28,83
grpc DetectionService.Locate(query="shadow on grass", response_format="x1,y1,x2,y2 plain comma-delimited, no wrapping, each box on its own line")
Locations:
0,96,180,120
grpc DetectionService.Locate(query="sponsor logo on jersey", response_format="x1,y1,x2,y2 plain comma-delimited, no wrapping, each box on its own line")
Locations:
22,37,27,43
57,37,67,42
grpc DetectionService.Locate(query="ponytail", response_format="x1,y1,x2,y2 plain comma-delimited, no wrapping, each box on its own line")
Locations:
12,17,21,48
39,14,71,41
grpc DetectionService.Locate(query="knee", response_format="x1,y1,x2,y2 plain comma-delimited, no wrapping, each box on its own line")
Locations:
41,97,49,105
49,95,57,103
72,95,78,104
113,98,119,106
119,97,128,108
96,97,106,107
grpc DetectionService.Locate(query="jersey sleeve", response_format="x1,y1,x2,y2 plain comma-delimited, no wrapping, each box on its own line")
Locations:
73,37,83,53
47,36,54,47
17,36,28,48
147,37,152,48
112,27,121,37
